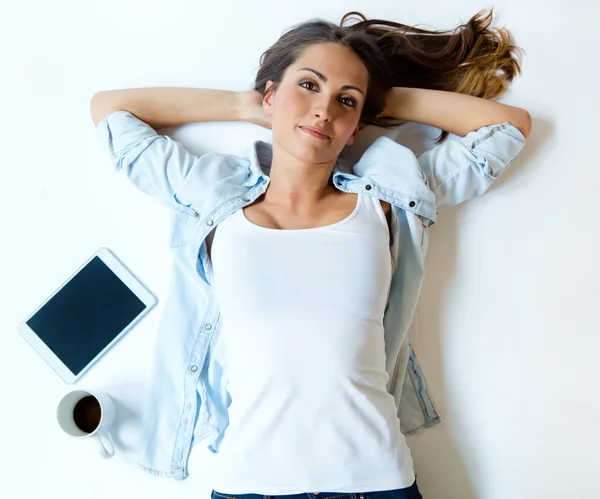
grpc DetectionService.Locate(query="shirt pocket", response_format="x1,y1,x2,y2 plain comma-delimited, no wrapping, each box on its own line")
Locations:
169,196,199,248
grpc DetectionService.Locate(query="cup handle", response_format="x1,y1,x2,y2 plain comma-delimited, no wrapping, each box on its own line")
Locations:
93,433,115,459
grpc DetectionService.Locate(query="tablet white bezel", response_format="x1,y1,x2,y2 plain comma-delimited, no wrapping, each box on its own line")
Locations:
17,247,157,384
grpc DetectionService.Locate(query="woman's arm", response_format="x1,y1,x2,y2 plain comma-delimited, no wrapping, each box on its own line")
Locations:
379,87,532,139
90,87,249,129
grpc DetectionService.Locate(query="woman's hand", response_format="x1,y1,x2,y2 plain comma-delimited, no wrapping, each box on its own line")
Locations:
238,89,272,129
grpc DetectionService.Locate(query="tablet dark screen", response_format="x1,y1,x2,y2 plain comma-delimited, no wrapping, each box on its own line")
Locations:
26,256,146,375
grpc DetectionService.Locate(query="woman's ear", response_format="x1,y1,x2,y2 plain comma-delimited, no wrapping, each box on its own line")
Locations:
263,80,275,115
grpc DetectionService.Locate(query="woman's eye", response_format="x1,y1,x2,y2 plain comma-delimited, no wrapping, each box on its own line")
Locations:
300,81,316,91
340,97,356,108
300,81,356,108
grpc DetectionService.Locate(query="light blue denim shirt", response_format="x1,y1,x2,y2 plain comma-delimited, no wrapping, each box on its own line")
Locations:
95,110,527,480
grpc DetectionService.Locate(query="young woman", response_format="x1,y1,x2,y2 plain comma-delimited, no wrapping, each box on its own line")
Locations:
90,9,531,499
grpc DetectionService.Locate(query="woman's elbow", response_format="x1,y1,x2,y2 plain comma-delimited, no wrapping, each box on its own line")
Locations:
513,110,532,139
89,91,126,127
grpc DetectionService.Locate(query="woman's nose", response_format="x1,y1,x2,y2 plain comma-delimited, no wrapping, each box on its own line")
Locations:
312,99,334,121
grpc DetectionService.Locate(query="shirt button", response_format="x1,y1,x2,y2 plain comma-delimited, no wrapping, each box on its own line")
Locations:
207,220,214,226
190,365,198,373
365,184,372,190
409,201,416,207
194,212,199,218
205,324,212,330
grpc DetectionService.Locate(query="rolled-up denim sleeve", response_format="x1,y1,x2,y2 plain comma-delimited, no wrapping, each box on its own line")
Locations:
95,110,200,205
416,121,527,206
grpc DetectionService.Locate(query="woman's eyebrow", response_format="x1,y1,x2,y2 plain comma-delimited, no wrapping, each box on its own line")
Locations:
297,67,365,97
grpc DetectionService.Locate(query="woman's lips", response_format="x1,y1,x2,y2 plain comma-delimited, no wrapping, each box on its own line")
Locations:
300,126,329,140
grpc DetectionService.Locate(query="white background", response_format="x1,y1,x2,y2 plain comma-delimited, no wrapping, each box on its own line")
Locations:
1,1,599,498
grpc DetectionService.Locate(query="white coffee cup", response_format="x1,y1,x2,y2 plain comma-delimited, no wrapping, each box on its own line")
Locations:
57,389,116,459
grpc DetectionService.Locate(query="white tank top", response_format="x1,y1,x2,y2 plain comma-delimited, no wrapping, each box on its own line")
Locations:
209,192,415,495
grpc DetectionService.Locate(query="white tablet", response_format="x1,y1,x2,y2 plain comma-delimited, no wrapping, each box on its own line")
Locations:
17,247,157,384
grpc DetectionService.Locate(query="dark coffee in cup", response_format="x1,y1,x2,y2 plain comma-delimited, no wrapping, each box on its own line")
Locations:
57,389,116,458
73,395,101,433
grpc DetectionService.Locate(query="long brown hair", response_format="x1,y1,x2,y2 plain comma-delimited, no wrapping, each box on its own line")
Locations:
254,8,524,144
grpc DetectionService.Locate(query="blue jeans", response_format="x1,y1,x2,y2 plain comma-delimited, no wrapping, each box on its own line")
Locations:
211,479,424,499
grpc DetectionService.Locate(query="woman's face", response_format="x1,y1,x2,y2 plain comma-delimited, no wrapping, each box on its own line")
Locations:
263,42,369,164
